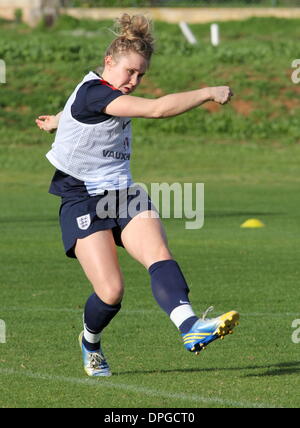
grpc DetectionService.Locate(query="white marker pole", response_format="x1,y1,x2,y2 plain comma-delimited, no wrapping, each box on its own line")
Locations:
210,23,220,46
179,21,197,45
0,59,6,84
0,319,6,344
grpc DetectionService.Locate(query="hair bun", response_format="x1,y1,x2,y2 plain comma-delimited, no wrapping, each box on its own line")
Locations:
117,13,154,46
105,13,154,62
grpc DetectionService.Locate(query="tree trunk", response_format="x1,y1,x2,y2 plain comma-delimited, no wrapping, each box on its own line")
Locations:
41,0,60,27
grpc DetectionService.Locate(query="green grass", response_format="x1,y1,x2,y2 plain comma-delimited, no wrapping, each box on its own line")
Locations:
1,16,300,408
0,141,300,408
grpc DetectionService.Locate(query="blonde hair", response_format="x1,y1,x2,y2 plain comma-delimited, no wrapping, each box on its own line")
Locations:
105,13,155,63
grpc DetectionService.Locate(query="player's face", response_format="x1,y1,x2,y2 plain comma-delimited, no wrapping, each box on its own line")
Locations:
104,51,148,94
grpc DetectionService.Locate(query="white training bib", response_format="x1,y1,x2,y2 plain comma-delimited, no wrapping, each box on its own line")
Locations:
46,72,132,192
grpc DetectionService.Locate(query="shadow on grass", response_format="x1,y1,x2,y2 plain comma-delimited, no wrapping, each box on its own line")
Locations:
115,361,300,377
243,361,300,378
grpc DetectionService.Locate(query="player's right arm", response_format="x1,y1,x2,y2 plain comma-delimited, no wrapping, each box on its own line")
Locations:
36,112,62,133
104,86,233,119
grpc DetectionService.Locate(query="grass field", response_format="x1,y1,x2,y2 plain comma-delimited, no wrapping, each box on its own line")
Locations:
1,15,300,408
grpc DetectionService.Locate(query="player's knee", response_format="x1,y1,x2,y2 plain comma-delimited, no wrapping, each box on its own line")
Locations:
94,278,124,305
106,285,124,305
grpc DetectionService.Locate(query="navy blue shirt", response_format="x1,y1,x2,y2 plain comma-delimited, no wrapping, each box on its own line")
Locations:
49,169,89,198
71,72,123,124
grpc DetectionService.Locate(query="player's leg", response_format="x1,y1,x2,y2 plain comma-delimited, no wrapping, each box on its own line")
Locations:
121,210,172,269
121,211,239,354
75,230,124,376
121,211,199,333
75,229,124,305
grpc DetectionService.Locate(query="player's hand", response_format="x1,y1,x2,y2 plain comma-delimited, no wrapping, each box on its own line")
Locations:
35,115,58,133
209,86,233,105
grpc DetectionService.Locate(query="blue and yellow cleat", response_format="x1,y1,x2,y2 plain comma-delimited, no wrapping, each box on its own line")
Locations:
79,331,112,377
182,307,240,355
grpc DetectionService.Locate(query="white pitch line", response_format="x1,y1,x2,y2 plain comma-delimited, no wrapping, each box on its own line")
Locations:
0,368,277,408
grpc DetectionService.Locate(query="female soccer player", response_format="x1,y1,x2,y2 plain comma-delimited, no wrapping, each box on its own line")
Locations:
36,13,239,377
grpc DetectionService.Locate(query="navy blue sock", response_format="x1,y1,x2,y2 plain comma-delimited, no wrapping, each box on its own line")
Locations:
83,293,121,351
148,260,198,334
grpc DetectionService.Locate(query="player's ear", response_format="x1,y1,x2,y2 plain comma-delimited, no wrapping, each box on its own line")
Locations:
104,55,115,69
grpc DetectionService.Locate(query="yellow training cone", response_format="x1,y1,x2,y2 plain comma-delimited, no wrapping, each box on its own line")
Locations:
240,218,265,228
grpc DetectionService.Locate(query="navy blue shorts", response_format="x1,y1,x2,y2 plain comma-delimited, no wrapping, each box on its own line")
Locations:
59,185,156,258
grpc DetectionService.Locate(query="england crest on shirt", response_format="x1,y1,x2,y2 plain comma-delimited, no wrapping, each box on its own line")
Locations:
77,214,91,230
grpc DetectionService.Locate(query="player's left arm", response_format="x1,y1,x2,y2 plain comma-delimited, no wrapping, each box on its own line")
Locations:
35,112,62,133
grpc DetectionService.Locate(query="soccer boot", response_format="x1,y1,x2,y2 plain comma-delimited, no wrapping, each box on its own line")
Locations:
78,331,112,377
182,307,240,355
